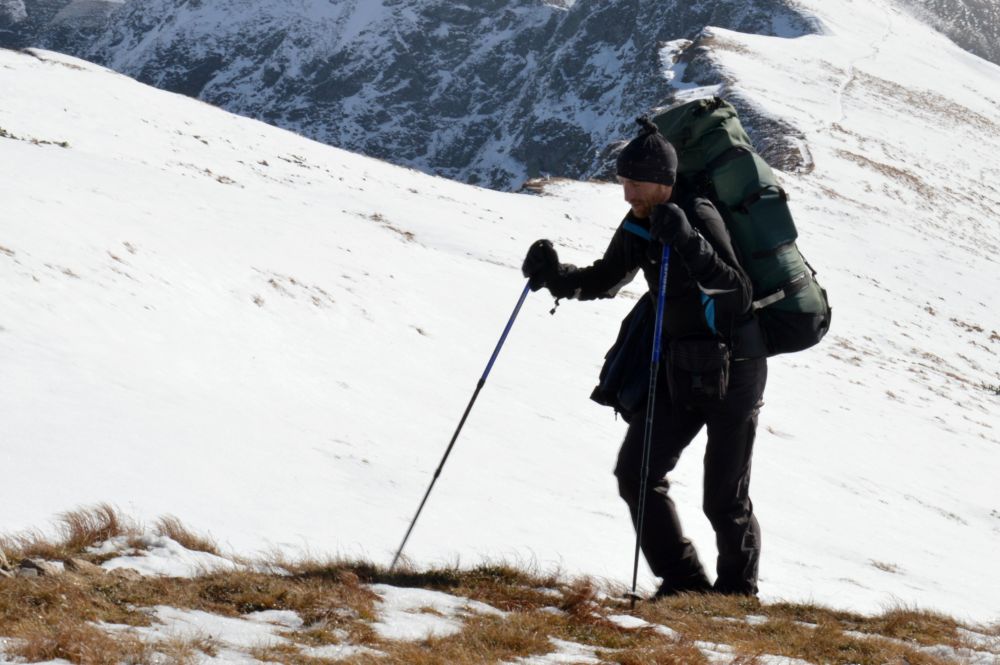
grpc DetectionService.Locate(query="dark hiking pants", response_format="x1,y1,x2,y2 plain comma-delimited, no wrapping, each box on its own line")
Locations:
615,356,767,595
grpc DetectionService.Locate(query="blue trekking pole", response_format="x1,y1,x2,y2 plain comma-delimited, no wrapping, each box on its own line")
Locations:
391,281,532,571
629,245,670,608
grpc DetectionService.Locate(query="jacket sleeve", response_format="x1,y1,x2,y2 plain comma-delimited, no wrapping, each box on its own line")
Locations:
546,223,642,301
674,199,752,316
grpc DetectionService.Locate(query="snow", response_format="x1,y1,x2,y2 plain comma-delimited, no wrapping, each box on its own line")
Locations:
605,613,679,639
369,583,504,640
756,657,815,665
696,640,736,664
0,0,999,635
107,606,289,648
94,535,241,577
605,614,649,630
98,604,381,663
0,655,69,665
502,638,601,665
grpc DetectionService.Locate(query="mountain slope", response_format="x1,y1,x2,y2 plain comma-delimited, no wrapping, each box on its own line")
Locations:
0,0,121,52
80,0,818,189
1,0,999,624
898,0,1000,68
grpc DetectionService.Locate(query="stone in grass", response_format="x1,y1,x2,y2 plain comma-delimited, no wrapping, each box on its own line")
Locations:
19,558,62,577
109,567,143,581
64,558,105,576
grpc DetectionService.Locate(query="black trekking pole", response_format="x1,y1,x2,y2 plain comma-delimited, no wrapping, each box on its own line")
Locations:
390,281,532,571
629,245,670,609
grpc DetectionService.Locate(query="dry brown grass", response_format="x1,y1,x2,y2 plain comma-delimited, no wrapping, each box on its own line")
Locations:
351,612,555,664
154,515,220,556
1,511,995,665
1,503,138,564
0,559,991,665
635,594,963,665
5,618,150,665
608,640,710,665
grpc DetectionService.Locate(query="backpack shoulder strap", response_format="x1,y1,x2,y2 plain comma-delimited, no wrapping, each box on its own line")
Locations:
622,220,652,241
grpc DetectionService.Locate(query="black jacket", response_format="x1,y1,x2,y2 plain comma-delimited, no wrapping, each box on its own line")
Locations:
547,196,754,346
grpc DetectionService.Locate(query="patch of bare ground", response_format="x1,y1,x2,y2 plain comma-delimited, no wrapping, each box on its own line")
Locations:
0,125,70,148
836,149,933,200
519,176,582,195
368,212,416,242
856,72,1000,135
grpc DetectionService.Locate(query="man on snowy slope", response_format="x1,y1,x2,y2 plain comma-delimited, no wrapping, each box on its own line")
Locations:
521,118,768,597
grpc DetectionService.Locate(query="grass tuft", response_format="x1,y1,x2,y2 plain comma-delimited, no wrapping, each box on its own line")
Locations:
559,579,599,621
6,618,149,665
3,503,138,563
154,515,220,555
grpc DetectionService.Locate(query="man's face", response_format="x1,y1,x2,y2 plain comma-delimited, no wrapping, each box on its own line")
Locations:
618,177,672,219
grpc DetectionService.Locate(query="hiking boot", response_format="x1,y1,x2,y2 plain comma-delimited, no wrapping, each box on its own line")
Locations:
653,573,713,599
712,580,758,597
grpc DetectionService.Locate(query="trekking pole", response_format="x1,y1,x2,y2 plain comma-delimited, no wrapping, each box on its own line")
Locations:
391,281,532,571
629,245,670,609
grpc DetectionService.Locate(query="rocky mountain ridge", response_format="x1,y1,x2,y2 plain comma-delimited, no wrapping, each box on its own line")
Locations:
3,0,1000,189
81,0,820,189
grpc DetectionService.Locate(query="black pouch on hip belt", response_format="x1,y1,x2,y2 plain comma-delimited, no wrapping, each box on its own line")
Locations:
667,337,732,405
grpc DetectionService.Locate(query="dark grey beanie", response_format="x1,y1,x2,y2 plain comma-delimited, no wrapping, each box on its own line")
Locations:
615,117,678,186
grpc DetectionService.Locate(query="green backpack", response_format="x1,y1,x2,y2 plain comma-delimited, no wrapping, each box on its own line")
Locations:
651,97,831,356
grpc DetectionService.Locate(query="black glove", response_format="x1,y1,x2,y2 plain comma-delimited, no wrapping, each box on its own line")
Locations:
521,239,559,291
649,203,695,246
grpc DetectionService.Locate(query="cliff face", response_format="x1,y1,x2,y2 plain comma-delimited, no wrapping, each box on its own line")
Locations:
0,0,121,52
82,0,816,188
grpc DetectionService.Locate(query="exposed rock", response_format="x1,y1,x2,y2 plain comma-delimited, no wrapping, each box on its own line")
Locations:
15,567,38,578
19,558,62,576
0,0,71,47
0,0,28,27
109,566,142,581
64,557,105,575
0,0,122,53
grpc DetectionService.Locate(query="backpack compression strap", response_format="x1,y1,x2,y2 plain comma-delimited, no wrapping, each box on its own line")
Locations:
752,271,813,310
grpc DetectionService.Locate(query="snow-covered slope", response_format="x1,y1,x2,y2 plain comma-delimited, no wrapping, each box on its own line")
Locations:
898,0,1000,68
1,0,999,624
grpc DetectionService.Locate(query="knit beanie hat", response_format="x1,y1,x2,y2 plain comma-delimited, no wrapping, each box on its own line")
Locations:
615,117,678,186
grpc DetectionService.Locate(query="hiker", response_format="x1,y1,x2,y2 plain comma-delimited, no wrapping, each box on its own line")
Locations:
521,118,768,597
